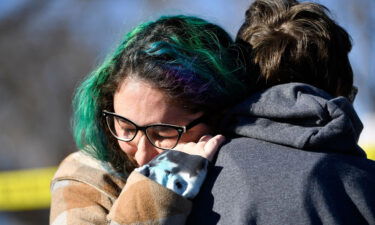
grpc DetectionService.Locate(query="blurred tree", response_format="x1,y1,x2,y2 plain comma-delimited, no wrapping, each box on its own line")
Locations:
0,0,97,172
349,0,375,112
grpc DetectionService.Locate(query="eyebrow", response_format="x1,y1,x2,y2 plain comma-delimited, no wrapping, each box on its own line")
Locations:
104,110,185,127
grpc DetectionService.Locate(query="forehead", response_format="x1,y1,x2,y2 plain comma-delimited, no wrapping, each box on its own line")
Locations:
113,78,195,126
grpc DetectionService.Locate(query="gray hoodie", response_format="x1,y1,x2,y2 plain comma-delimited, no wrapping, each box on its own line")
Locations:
188,83,375,225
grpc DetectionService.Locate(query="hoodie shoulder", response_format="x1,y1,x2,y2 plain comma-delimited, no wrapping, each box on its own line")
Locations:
303,154,375,223
222,83,365,157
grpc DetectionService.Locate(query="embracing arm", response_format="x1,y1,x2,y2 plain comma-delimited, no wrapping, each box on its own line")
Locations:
50,135,225,225
50,168,192,225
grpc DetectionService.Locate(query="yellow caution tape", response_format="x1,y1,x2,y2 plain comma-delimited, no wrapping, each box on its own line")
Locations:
364,145,375,161
0,166,57,211
0,145,374,211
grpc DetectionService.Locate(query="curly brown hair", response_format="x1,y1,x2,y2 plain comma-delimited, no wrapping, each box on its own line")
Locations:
237,0,354,98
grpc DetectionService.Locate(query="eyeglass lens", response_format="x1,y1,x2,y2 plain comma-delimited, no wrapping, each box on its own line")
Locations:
145,125,180,149
106,114,181,149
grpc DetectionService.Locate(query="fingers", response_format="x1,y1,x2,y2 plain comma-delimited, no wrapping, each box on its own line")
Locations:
174,134,226,161
199,135,212,142
203,135,226,161
195,135,212,149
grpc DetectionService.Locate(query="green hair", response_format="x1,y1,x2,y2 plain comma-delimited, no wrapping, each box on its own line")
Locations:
72,15,249,172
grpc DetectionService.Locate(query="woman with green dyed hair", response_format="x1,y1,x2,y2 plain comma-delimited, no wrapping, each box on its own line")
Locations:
50,15,249,224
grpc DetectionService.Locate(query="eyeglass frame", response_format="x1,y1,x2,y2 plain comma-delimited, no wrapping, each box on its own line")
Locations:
102,110,207,150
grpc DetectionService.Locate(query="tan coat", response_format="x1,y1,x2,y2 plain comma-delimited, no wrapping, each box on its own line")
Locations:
50,151,192,225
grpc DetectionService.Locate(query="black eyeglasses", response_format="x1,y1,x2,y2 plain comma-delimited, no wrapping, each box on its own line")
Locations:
102,110,206,150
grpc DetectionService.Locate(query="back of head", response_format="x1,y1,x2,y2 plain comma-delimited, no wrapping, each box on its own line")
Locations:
236,0,354,98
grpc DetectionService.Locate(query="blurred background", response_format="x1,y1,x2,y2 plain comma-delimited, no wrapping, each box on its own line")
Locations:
0,0,374,224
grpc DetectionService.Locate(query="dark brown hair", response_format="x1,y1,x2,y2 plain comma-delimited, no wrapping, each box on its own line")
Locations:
236,0,354,97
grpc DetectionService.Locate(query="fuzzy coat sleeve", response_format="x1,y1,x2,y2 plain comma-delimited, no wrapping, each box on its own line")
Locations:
50,152,192,225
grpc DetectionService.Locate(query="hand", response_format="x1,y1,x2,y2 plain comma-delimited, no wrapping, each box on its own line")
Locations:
174,135,226,161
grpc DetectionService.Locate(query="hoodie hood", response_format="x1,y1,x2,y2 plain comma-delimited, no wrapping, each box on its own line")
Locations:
222,83,366,157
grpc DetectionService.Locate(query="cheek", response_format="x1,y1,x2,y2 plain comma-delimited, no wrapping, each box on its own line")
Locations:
118,141,136,156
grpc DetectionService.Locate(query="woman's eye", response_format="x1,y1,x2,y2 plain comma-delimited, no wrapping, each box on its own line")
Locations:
155,133,178,139
150,127,179,139
123,127,136,132
116,119,136,133
121,125,136,133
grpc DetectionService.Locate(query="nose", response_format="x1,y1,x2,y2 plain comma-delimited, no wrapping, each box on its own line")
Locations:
132,131,162,166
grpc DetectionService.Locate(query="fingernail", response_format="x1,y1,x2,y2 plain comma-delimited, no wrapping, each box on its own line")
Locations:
217,134,226,142
199,135,212,142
